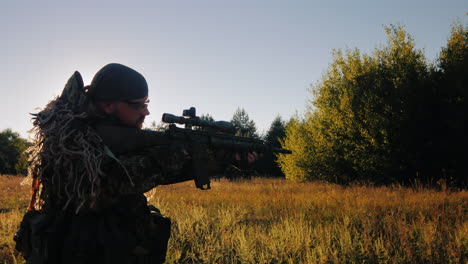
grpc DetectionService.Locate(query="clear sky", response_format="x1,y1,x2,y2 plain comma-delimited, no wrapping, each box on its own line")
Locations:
1,0,466,138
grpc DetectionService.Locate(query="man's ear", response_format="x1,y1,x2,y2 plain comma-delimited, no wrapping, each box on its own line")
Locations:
95,101,116,114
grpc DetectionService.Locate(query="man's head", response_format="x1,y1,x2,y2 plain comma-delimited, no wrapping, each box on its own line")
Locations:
87,63,150,129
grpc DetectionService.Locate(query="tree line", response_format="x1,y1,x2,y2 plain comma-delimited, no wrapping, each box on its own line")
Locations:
278,23,467,187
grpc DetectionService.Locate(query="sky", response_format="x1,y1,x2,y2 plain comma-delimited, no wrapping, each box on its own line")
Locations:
1,0,467,138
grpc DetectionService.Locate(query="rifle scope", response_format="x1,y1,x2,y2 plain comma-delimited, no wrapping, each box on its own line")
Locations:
162,113,235,134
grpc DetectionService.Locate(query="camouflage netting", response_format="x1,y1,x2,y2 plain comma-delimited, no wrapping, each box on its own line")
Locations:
27,72,107,214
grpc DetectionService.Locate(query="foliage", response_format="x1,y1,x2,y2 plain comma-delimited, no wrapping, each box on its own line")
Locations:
277,117,315,182
148,120,169,131
15,152,29,176
199,113,215,122
0,129,29,175
194,113,216,131
255,116,287,176
230,108,259,139
263,115,286,147
432,21,468,187
279,23,468,186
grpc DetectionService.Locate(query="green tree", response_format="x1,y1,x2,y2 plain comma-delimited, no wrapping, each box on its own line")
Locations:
230,108,259,138
434,21,468,186
149,120,168,131
279,25,432,184
0,129,29,175
15,151,29,175
277,117,315,182
199,113,215,122
256,115,287,176
264,115,286,147
194,113,216,131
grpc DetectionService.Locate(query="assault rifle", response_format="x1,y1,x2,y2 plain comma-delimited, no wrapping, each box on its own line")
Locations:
95,107,291,190
161,107,292,189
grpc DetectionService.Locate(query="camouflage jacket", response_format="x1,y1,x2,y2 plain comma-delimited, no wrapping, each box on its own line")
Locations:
93,121,193,209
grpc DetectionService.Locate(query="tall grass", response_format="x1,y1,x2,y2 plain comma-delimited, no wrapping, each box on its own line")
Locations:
1,175,467,263
0,175,29,264
150,178,467,264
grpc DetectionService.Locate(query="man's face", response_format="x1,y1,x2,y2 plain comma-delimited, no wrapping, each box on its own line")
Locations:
102,97,150,129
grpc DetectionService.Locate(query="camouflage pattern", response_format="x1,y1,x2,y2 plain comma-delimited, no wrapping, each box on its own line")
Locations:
94,125,194,209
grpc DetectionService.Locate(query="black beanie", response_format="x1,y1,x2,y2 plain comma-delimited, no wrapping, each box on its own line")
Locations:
87,63,148,101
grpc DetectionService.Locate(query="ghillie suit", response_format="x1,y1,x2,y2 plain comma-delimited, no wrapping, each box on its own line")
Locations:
15,70,176,264
27,71,114,214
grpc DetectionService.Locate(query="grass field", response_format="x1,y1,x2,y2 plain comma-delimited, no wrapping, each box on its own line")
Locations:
0,175,467,264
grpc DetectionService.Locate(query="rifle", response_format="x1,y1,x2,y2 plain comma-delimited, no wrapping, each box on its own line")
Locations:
95,107,292,190
160,107,291,189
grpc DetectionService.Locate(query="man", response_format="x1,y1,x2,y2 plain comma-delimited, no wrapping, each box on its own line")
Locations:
15,63,256,264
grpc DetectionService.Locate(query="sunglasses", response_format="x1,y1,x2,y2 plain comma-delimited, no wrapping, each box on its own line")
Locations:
125,99,150,112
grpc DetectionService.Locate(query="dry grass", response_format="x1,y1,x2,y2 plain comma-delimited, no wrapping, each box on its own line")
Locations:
150,178,468,264
0,175,29,211
1,175,467,264
0,174,29,264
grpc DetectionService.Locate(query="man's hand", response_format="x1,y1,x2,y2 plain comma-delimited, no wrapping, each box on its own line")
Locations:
234,152,262,165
